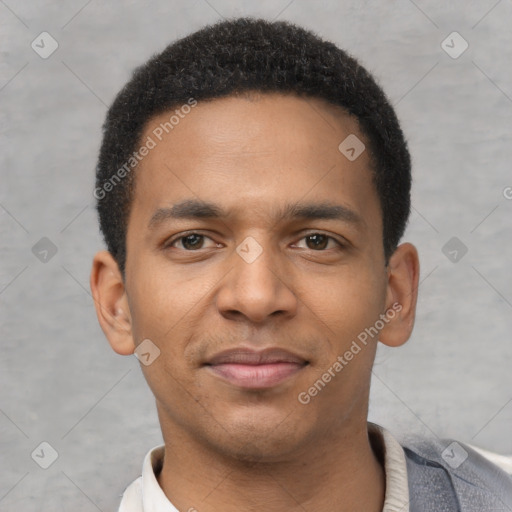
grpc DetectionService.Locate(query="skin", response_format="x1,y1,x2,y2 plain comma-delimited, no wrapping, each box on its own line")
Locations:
91,93,419,511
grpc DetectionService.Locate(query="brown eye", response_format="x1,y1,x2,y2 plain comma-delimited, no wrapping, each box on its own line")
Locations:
301,234,337,250
307,234,327,250
180,234,204,250
169,233,217,251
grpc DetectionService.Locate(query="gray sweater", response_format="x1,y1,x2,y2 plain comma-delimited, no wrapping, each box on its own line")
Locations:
403,436,512,511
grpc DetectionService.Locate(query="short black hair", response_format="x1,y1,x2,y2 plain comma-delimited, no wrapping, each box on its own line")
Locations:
95,17,411,276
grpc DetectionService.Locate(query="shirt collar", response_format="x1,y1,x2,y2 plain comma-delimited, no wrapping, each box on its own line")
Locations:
119,422,409,511
368,422,410,511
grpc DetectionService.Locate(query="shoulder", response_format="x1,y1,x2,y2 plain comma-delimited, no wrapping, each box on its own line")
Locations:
118,444,171,512
400,434,512,511
118,476,143,512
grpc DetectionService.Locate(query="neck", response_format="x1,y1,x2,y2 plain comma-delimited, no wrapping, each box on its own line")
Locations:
156,417,385,512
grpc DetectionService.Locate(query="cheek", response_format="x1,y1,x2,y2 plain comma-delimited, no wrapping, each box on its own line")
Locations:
301,265,387,344
299,270,385,406
127,263,191,342
127,259,223,357
128,267,204,412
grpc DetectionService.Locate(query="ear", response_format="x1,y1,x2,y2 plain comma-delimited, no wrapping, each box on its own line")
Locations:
379,242,420,348
90,250,135,355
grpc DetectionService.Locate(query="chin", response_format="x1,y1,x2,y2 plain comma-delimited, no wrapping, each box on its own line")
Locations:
206,411,310,463
217,435,300,464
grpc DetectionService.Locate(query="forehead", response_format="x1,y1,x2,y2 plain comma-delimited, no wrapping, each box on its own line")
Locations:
128,93,380,232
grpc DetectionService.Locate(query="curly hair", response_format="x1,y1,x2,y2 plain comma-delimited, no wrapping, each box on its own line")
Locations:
95,17,411,276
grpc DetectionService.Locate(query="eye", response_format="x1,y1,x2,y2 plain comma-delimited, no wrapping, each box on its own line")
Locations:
293,233,342,251
165,232,343,252
167,233,218,251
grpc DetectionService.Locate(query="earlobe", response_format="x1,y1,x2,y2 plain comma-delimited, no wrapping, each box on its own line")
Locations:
90,251,135,355
379,243,420,348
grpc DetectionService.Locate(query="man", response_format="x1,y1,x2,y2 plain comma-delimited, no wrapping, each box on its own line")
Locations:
90,17,512,512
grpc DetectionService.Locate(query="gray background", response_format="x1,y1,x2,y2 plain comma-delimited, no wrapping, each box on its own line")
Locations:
1,0,511,510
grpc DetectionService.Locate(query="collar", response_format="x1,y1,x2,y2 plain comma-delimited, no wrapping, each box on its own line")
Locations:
118,422,409,511
368,422,410,511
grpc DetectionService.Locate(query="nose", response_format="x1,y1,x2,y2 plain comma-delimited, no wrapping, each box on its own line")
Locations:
215,237,298,324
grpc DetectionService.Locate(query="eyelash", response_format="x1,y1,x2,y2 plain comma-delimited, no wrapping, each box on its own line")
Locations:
164,231,345,251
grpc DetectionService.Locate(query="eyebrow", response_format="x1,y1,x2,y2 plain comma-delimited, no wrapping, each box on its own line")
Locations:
148,199,363,229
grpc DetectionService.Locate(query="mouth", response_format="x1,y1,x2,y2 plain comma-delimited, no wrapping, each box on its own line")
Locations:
204,348,309,389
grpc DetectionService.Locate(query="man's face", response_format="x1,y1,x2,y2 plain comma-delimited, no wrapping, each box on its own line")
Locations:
124,93,390,460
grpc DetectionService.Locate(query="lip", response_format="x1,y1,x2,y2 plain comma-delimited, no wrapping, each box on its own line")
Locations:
204,348,308,389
